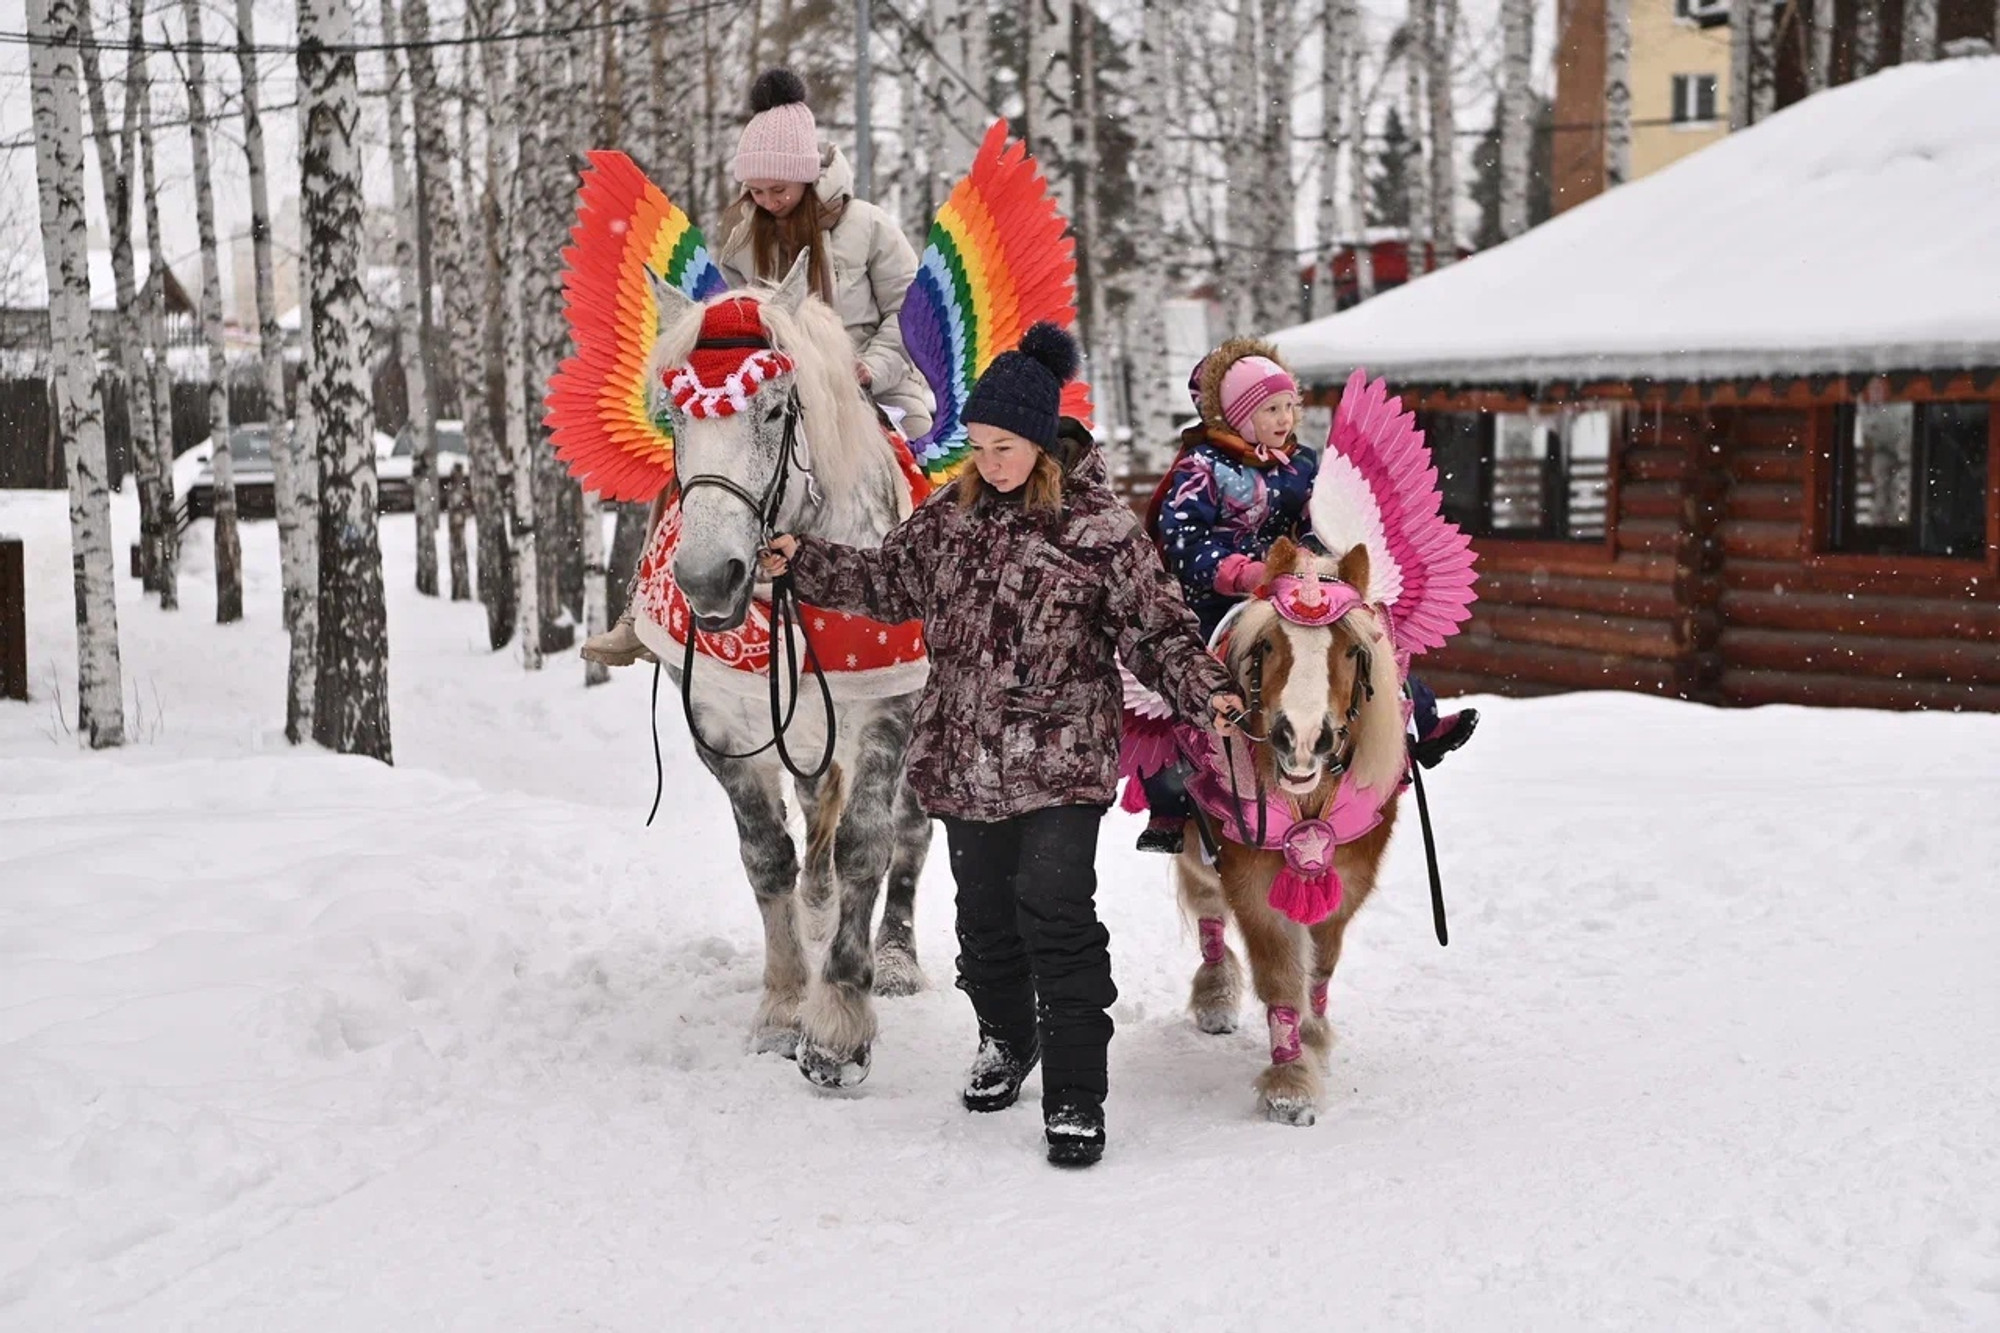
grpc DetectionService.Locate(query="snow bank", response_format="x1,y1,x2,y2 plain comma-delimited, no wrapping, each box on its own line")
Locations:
1272,57,2000,385
3,489,1999,1327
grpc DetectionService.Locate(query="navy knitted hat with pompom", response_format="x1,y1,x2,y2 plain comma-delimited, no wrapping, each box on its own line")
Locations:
961,322,1079,451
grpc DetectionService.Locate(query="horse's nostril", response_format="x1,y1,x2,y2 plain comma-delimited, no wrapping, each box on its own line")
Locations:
1316,721,1337,755
722,558,748,589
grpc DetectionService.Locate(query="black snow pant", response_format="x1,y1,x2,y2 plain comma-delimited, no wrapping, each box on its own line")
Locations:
941,805,1115,1111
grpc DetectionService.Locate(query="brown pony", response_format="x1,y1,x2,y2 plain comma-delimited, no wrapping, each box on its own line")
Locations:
1175,537,1409,1126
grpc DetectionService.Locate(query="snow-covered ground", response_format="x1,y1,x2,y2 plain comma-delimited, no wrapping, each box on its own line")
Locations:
4,488,1998,1330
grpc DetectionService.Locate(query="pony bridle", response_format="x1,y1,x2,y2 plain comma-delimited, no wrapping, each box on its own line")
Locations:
1234,573,1377,778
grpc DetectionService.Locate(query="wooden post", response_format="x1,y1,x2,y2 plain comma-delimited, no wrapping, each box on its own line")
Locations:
0,536,26,701
447,465,471,602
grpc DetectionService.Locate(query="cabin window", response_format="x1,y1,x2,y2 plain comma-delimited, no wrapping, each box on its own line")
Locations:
1829,403,1990,559
1416,407,1616,542
1671,74,1719,124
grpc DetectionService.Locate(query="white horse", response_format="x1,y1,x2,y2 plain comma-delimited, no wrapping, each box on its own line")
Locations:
642,253,931,1090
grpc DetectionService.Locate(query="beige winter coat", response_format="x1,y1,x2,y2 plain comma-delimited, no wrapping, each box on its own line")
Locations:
716,144,936,438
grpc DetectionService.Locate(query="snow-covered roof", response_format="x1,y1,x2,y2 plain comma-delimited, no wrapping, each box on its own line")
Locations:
1271,57,2000,387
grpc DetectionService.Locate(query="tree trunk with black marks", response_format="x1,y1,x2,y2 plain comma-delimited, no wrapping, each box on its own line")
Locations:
1810,0,1833,90
77,0,155,594
1499,0,1534,238
181,0,241,624
1313,0,1349,317
383,0,440,597
581,490,608,686
1604,0,1631,186
1900,0,1937,62
301,0,392,762
1730,0,1753,127
1345,10,1375,301
1403,0,1432,276
29,0,125,748
136,42,178,610
240,0,316,742
1749,0,1776,123
406,0,510,647
1028,0,1075,220
1427,0,1459,266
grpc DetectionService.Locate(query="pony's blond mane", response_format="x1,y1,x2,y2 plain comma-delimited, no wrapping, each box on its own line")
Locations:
648,286,896,514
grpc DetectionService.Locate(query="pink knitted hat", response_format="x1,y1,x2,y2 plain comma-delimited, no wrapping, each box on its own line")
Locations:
1219,355,1299,435
734,69,820,184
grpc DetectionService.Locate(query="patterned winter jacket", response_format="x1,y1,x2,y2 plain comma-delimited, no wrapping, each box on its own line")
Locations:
787,437,1231,821
1152,424,1318,638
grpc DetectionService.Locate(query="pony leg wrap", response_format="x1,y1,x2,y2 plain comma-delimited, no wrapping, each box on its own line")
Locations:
1198,916,1226,966
1267,1005,1304,1065
1310,979,1329,1019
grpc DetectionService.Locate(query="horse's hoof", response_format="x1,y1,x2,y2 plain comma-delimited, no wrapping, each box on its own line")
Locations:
799,1040,871,1090
1194,1008,1239,1035
872,948,927,998
750,1025,800,1059
1261,1095,1317,1127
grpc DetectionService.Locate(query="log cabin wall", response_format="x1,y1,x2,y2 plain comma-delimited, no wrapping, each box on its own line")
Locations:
1317,377,2000,712
1399,394,1722,702
1714,401,2000,711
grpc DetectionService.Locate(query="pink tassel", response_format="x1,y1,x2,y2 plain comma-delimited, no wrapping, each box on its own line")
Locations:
1119,777,1151,814
1267,866,1345,926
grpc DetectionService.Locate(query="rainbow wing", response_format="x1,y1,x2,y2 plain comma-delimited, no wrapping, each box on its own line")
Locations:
545,151,729,502
1307,369,1479,656
900,120,1093,485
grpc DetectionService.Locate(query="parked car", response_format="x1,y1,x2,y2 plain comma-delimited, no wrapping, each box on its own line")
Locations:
176,423,399,522
378,420,471,512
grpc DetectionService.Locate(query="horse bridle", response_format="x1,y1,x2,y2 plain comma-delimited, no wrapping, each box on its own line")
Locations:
647,381,839,821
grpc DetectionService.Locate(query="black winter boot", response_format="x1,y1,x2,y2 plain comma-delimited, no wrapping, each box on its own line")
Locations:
1044,1088,1106,1167
1411,707,1480,770
1134,816,1186,855
962,1034,1040,1113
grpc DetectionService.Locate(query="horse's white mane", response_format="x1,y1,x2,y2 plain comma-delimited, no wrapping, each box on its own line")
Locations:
649,285,898,516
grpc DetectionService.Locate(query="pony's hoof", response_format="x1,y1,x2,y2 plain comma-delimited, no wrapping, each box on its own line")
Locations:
1261,1095,1318,1127
1194,1007,1239,1035
750,1025,800,1059
799,1040,871,1090
872,946,926,998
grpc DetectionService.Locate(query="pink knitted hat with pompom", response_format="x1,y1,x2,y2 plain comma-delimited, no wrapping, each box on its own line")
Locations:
734,69,820,184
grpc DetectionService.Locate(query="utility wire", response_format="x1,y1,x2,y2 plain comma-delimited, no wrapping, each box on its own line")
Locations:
1,0,746,57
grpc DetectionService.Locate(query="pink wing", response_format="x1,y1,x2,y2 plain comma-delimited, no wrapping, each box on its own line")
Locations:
1117,666,1180,808
1308,368,1478,656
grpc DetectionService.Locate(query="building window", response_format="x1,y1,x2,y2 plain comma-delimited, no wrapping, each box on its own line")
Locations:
1829,402,1990,559
1417,406,1617,542
1672,0,1730,27
1671,74,1720,124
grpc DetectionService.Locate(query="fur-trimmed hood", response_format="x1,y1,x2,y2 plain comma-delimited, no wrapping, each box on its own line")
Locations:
1192,336,1292,427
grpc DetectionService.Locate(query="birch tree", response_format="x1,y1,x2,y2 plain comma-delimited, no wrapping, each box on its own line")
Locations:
1749,0,1776,123
1810,0,1833,92
581,490,608,686
1402,3,1432,276
301,0,392,762
1126,0,1175,451
136,42,178,609
1498,0,1534,238
1028,0,1075,219
935,0,989,177
1604,0,1632,187
487,0,542,668
1729,4,1752,128
1346,29,1375,300
381,0,439,598
1313,0,1351,317
76,0,156,592
1426,0,1458,266
1853,0,1879,78
1900,0,1937,62
238,0,316,742
28,0,124,748
181,0,242,624
404,0,510,648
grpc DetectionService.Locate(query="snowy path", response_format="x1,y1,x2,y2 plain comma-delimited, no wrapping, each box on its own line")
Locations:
4,491,1998,1329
